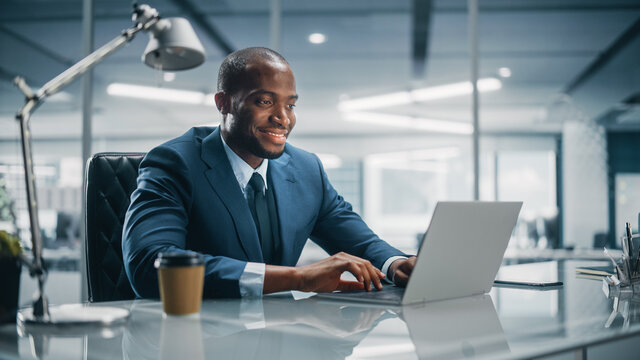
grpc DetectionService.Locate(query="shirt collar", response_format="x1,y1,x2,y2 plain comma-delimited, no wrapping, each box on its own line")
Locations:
220,132,268,194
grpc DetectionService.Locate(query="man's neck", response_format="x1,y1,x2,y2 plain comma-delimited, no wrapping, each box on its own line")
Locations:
220,131,263,169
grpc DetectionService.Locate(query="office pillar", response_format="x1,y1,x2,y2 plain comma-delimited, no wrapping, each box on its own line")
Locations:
270,0,282,51
80,0,94,302
561,105,608,249
468,0,480,201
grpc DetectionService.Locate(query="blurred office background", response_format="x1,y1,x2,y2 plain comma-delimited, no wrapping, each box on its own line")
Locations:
1,0,639,304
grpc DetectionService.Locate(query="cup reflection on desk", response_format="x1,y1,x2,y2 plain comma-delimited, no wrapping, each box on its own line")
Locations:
154,252,205,316
160,315,205,360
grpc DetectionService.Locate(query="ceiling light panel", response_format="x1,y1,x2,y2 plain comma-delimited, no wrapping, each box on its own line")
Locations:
338,78,502,111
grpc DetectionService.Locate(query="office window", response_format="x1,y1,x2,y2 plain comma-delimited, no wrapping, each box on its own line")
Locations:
324,159,362,215
615,173,640,241
362,144,472,253
495,151,559,249
0,138,83,305
358,145,559,253
497,152,557,215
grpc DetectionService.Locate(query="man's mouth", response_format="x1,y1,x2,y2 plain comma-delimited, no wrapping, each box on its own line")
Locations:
258,128,288,144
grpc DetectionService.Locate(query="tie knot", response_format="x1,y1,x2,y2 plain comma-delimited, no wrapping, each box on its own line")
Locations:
248,172,265,194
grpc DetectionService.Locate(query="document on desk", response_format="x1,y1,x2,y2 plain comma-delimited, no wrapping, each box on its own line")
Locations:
575,265,616,280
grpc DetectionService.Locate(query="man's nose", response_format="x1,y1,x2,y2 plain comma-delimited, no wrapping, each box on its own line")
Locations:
270,106,290,126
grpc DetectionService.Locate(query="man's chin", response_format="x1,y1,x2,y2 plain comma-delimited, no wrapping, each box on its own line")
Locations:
262,149,286,159
251,144,286,160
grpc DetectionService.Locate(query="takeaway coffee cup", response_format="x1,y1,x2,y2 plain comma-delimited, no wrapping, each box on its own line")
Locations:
154,252,205,316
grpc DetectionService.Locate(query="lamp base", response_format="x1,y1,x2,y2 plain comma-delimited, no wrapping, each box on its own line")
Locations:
16,304,129,359
17,304,130,327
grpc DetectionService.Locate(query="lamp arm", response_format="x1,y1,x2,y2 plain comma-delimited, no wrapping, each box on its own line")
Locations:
13,8,159,267
13,10,158,320
19,19,156,117
16,109,48,318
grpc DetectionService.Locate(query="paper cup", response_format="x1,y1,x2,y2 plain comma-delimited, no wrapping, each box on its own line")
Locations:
154,252,204,316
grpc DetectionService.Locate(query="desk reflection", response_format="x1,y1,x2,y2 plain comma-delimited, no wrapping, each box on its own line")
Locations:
159,316,204,360
8,261,640,360
401,294,510,360
16,320,125,360
123,294,510,360
14,294,511,360
604,289,640,330
123,295,392,360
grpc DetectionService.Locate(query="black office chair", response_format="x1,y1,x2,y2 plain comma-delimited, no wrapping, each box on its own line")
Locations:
84,152,145,302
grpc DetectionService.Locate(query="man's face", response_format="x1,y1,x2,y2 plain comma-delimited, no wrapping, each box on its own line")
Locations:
218,59,298,168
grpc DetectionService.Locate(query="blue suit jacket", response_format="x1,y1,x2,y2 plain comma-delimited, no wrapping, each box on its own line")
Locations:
122,127,405,298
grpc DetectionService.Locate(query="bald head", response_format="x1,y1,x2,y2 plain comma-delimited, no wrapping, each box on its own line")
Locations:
217,47,289,96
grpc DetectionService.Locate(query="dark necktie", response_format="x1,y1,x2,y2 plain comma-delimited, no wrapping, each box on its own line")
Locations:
247,173,277,264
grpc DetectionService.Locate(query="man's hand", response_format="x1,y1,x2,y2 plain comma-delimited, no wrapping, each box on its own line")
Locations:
263,252,385,294
296,252,385,292
388,257,417,287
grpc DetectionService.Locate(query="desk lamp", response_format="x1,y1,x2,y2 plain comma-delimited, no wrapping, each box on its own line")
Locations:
13,3,205,326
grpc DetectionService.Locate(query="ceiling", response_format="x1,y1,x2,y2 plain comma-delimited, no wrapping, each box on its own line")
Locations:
1,0,639,142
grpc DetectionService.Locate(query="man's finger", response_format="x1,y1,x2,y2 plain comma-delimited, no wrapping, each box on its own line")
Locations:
399,263,413,277
336,280,365,291
394,269,409,287
401,257,417,276
335,253,385,291
362,260,384,291
369,265,383,290
346,262,364,283
360,263,372,291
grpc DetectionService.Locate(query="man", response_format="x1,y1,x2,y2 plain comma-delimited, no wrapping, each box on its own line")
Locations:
122,47,416,298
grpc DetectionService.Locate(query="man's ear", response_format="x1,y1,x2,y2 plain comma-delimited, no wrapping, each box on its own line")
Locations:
214,92,231,114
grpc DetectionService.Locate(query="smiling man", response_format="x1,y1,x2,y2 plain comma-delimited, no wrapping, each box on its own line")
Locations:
122,47,416,299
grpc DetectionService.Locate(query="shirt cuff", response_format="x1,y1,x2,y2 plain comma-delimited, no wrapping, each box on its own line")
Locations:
239,262,265,297
381,256,408,284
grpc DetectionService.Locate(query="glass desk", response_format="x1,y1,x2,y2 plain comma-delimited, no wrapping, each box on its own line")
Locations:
1,260,639,360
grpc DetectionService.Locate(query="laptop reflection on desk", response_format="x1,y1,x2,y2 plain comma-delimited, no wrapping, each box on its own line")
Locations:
314,201,522,305
403,294,510,360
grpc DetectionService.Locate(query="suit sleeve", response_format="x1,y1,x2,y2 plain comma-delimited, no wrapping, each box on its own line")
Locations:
122,145,246,298
308,155,406,269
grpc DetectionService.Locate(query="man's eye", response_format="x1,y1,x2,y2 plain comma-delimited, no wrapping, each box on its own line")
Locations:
288,104,296,109
257,99,272,105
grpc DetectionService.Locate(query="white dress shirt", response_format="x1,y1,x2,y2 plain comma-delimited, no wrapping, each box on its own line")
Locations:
220,133,405,297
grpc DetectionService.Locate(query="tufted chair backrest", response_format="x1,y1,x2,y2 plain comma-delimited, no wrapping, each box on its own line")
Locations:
84,152,145,302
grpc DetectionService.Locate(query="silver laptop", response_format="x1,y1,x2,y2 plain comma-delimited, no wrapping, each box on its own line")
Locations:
315,201,522,305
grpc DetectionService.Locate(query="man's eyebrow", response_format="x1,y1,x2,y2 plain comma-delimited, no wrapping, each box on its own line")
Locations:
250,90,298,100
250,90,275,97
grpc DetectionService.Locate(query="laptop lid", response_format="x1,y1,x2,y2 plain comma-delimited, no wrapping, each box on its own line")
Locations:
402,201,522,304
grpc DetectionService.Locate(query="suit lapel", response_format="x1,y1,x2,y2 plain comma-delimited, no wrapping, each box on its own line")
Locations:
269,151,297,266
201,128,263,262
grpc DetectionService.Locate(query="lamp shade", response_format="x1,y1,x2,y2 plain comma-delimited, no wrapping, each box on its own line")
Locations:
143,17,206,71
